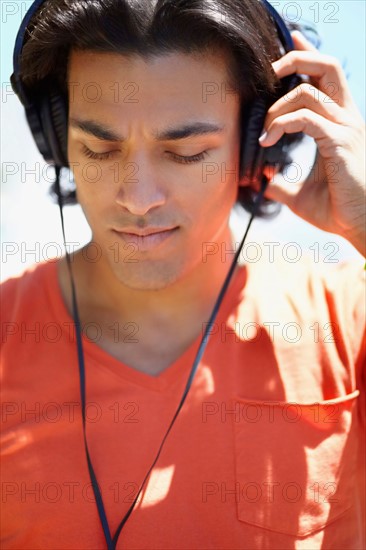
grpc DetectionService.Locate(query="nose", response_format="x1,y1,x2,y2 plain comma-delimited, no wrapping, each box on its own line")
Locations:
114,152,166,216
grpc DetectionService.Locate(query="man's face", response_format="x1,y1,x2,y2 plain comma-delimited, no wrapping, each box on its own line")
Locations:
67,49,241,290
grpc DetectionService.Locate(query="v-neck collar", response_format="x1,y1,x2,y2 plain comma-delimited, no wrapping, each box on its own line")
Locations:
44,259,247,392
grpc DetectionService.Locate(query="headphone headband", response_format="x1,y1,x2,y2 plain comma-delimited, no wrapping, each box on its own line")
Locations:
11,0,46,106
261,0,294,52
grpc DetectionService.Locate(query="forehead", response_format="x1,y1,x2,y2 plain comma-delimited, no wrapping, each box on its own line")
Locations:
67,50,240,121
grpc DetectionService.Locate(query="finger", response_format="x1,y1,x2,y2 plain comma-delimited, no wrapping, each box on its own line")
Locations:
272,50,354,109
264,82,345,130
259,108,346,157
262,150,323,210
261,165,300,206
290,30,318,52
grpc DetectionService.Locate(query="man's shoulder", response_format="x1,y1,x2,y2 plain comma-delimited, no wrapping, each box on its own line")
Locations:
238,253,365,321
243,252,365,291
1,260,57,316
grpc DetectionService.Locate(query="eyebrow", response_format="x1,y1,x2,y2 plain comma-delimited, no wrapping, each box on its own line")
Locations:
69,117,225,142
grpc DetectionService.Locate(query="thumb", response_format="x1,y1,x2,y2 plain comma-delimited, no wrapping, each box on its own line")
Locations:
262,165,301,206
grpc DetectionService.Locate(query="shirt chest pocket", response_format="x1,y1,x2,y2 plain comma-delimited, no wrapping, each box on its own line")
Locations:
231,390,360,538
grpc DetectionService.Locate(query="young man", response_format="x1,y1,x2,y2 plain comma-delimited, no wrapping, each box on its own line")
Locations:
1,0,365,548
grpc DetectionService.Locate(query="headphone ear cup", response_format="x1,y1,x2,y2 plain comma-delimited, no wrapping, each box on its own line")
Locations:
240,73,303,185
239,73,304,215
240,74,303,183
38,87,69,167
239,96,267,185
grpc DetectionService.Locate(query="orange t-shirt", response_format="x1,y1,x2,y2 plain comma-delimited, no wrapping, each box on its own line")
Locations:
1,256,365,549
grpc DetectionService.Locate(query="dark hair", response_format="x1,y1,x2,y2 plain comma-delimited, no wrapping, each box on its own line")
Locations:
19,0,311,217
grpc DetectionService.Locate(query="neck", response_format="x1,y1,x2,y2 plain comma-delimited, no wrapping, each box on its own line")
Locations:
57,225,242,373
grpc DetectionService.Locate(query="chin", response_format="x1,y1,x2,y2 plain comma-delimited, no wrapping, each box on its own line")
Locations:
108,258,189,291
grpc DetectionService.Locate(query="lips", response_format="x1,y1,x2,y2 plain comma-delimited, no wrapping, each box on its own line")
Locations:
111,226,179,252
115,226,177,237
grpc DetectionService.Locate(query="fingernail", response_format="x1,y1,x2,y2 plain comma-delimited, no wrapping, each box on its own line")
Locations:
259,130,268,143
293,30,306,38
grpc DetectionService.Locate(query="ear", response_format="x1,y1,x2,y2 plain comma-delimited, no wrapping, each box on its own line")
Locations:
238,164,279,193
262,164,279,184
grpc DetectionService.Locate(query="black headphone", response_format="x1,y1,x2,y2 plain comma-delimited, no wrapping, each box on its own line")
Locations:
10,0,302,190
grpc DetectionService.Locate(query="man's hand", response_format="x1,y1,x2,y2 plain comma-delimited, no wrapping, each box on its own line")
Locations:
259,30,365,257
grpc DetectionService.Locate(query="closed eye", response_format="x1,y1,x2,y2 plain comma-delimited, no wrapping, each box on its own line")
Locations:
81,146,116,161
168,151,209,164
81,145,209,164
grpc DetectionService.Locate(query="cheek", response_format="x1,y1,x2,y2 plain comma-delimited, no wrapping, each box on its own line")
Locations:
201,148,240,212
72,176,114,237
69,155,115,211
187,176,237,240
